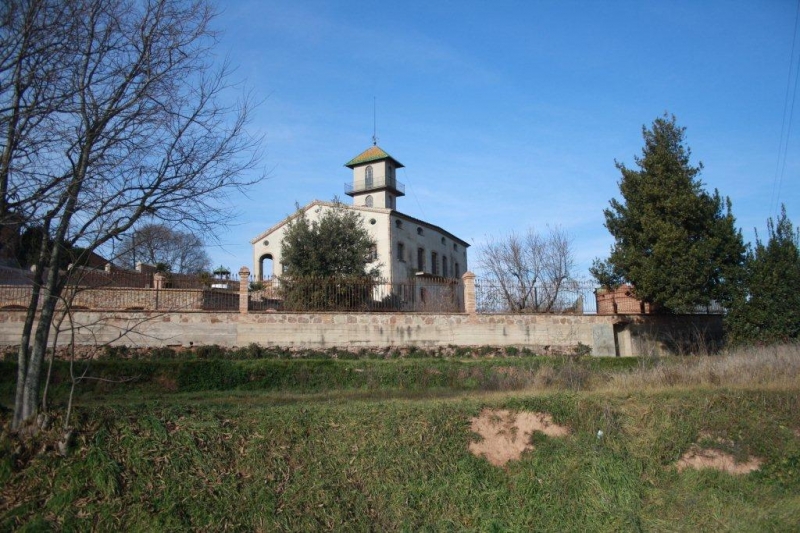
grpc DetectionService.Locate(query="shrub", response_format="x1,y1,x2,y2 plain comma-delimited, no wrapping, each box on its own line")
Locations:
193,344,226,359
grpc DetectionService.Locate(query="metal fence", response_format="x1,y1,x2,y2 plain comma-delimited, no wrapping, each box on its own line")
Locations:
474,278,598,314
0,284,240,312
0,266,241,312
248,276,463,312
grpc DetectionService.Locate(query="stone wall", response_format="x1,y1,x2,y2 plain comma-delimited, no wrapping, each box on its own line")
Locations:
0,309,722,357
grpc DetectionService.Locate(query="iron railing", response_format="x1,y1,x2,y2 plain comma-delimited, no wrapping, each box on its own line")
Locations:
474,278,598,314
249,276,462,312
0,266,241,311
344,175,405,196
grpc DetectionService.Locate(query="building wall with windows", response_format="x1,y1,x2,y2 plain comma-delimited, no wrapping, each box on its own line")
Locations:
388,214,467,282
251,145,469,283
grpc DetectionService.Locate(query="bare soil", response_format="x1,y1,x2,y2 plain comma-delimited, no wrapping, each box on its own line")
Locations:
468,409,569,467
676,444,763,475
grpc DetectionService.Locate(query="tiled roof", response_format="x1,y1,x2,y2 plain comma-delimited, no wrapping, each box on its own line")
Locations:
344,145,404,168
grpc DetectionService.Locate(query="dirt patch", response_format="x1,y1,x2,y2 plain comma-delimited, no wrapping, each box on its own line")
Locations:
468,409,569,467
676,444,763,475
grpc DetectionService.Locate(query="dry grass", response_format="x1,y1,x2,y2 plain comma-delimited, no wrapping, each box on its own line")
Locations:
600,343,800,392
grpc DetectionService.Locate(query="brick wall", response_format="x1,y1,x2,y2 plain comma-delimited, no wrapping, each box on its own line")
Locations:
596,285,658,314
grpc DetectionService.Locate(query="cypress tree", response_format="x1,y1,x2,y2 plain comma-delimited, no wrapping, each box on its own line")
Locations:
592,114,745,312
726,206,800,344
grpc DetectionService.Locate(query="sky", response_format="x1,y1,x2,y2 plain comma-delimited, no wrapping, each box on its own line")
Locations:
205,0,800,279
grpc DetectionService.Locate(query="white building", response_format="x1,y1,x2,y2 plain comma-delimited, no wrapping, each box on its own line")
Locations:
251,145,469,284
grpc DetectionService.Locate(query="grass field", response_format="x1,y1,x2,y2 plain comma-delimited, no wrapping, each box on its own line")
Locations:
2,345,799,531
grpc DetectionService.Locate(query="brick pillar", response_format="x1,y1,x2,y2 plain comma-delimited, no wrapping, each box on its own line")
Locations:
462,271,476,314
239,267,250,314
153,272,165,310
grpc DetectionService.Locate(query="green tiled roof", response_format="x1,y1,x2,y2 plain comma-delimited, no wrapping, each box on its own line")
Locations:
344,145,404,168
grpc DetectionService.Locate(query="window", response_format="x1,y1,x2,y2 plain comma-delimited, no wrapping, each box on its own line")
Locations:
417,247,425,272
388,195,394,209
397,242,405,262
453,243,458,252
441,237,446,245
369,218,376,225
442,256,448,277
368,244,378,262
417,227,423,236
395,219,403,229
365,195,373,207
454,262,460,278
365,165,374,189
431,252,438,275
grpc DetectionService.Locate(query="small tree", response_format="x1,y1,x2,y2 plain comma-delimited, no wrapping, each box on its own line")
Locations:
726,206,800,344
479,226,578,312
592,114,745,312
116,224,211,274
3,0,262,429
280,202,378,310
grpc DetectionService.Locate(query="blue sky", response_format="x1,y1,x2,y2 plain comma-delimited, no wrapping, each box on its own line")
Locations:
207,0,800,278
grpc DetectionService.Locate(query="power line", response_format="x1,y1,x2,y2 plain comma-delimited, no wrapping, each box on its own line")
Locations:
771,0,800,217
400,167,427,220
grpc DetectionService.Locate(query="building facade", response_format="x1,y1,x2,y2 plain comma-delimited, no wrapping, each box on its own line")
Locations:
251,145,469,283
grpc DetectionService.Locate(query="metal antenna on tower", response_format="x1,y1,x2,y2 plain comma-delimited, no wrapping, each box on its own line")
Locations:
372,97,378,146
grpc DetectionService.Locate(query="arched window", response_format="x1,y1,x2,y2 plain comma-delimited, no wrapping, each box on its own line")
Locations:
365,165,374,189
259,254,273,280
365,195,373,207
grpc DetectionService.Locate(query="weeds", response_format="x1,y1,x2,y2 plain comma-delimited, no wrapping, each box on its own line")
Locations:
603,343,800,392
2,388,798,531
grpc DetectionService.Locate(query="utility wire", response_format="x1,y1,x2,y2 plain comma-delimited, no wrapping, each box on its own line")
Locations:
400,167,427,220
771,0,800,217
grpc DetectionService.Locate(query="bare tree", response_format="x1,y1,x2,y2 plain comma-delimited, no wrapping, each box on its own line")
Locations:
116,223,211,273
479,226,577,312
2,0,263,429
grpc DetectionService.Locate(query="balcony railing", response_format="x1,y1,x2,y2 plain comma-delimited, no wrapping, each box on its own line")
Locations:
344,175,405,196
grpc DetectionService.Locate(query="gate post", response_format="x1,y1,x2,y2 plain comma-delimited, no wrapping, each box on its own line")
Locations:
462,271,476,315
239,267,250,314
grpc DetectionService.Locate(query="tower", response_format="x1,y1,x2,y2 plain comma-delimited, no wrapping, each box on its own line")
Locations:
344,146,405,209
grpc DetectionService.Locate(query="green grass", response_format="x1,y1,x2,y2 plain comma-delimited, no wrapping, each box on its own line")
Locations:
2,347,799,531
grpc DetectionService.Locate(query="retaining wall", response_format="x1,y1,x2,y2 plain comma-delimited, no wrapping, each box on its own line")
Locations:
0,310,723,357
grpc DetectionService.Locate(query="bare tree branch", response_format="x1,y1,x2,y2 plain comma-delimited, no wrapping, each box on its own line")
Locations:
4,0,264,429
479,226,578,313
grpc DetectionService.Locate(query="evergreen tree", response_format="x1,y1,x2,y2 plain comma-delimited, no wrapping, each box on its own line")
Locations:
592,114,745,312
726,206,800,344
280,201,379,310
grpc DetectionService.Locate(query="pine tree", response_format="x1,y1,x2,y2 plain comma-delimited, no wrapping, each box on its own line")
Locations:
726,206,800,344
592,114,745,312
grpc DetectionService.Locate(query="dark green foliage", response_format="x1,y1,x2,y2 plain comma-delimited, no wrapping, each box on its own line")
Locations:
573,342,592,357
592,114,745,312
280,201,379,310
726,206,800,344
192,344,226,359
281,201,378,278
15,226,93,270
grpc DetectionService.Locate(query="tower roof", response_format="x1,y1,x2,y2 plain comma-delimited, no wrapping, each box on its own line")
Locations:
344,145,404,169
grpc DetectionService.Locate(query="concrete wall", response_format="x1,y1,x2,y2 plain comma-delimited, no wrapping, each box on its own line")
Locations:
0,310,722,357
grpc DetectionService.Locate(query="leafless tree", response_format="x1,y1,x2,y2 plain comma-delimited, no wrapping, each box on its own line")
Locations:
2,0,263,429
116,223,212,273
479,226,577,312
